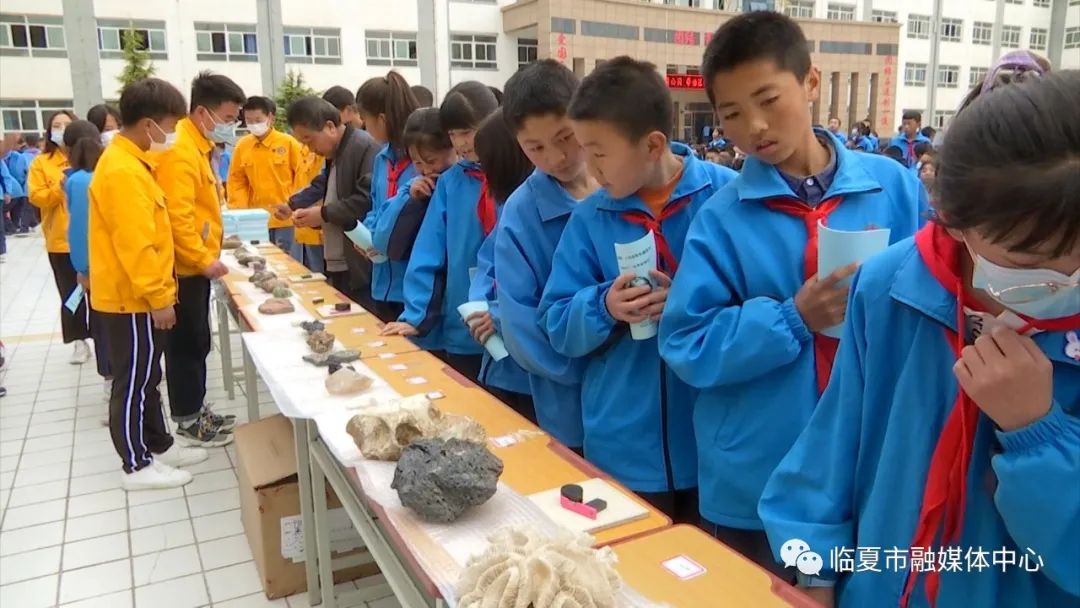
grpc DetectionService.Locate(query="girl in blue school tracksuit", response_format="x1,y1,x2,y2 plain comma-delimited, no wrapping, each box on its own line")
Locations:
495,170,589,450
466,108,535,420
539,143,736,519
759,73,1079,608
658,130,927,567
357,72,421,323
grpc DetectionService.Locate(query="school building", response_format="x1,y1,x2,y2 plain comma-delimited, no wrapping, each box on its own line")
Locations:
1,0,1076,136
504,0,905,141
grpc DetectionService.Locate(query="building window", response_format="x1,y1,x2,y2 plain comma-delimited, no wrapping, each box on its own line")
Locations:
283,27,341,64
1033,0,1049,6
819,41,872,54
364,31,417,67
871,10,898,23
969,66,988,88
938,65,960,88
517,38,537,69
663,0,705,6
1029,27,1047,51
0,99,74,134
194,23,257,62
940,18,963,43
932,110,955,129
97,22,167,59
0,14,66,56
784,0,814,18
550,17,576,34
580,20,639,40
826,3,855,20
972,21,993,45
1001,25,1021,47
904,62,927,86
907,14,930,40
1004,0,1022,4
451,34,498,69
1066,26,1080,49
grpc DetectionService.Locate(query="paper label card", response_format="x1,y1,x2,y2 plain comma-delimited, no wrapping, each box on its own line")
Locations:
662,555,706,581
425,391,445,400
389,364,408,371
406,376,428,385
490,435,519,448
378,353,396,360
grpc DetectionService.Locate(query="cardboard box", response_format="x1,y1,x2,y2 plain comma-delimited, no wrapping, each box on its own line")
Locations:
235,414,381,599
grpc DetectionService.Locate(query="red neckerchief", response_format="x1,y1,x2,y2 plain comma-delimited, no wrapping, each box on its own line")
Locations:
905,223,1080,607
464,168,497,236
907,140,917,166
621,196,690,274
764,195,845,394
386,157,411,198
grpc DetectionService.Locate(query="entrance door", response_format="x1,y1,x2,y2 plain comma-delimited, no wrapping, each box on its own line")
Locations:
682,103,714,144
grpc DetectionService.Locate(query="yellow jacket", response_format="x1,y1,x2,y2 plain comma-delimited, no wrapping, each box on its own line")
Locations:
155,118,223,277
293,145,325,246
88,135,176,313
226,128,303,229
27,151,71,253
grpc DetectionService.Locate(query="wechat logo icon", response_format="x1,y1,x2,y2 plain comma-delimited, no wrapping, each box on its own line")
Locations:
781,538,824,576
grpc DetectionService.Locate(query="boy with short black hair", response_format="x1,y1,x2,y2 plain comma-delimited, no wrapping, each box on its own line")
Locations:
90,78,209,490
539,56,737,521
891,110,933,169
659,11,927,573
494,59,596,451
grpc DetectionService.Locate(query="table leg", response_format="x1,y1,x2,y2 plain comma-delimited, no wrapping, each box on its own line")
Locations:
242,341,259,423
215,295,235,401
309,429,338,608
296,419,322,605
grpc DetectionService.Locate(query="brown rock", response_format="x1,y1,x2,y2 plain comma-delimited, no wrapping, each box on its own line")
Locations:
306,330,336,353
222,235,243,249
258,298,295,315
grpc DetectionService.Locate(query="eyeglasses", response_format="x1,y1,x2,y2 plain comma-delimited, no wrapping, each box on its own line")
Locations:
983,279,1079,305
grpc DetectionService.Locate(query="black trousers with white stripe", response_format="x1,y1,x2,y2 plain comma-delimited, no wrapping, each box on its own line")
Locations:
47,252,91,344
101,312,174,473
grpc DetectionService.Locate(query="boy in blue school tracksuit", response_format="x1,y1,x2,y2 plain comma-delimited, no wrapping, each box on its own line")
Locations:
658,12,928,573
891,110,933,169
540,57,737,522
759,72,1080,608
381,81,501,382
493,60,601,450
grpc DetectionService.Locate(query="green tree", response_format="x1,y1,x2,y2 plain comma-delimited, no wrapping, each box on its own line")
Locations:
115,29,156,95
273,70,316,131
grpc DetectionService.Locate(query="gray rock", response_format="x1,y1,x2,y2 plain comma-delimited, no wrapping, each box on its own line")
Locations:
300,320,326,334
302,350,361,367
391,438,503,523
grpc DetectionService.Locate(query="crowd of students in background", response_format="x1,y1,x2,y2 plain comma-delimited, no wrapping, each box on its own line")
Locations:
0,10,1076,608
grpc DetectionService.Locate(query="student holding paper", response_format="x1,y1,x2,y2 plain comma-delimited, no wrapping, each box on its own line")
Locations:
538,58,736,522
760,71,1079,608
658,12,926,571
466,109,535,421
63,120,112,399
355,72,421,322
381,82,500,382
495,60,598,452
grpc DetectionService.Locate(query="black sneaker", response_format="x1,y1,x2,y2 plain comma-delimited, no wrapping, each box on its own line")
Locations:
175,413,234,447
202,402,237,431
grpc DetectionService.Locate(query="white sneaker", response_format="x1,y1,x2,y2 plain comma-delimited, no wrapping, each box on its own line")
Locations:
70,340,91,365
121,460,193,491
155,442,209,468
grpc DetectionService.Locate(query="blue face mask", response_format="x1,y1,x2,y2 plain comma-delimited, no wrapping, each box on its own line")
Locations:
971,252,1080,320
205,108,237,145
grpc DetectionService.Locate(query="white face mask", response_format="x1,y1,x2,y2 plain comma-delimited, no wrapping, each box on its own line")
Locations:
970,250,1080,320
50,128,65,145
247,121,270,137
148,121,177,152
100,130,118,145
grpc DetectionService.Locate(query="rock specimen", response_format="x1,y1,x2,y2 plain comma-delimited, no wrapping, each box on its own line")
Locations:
272,285,292,298
222,234,243,249
325,367,374,396
456,528,622,608
258,298,295,315
344,396,486,461
306,330,335,353
251,260,266,273
300,320,326,334
250,270,276,284
303,350,361,367
391,438,503,523
238,254,265,268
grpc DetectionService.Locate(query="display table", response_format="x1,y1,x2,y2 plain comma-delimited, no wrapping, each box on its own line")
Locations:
610,525,820,607
218,244,808,608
